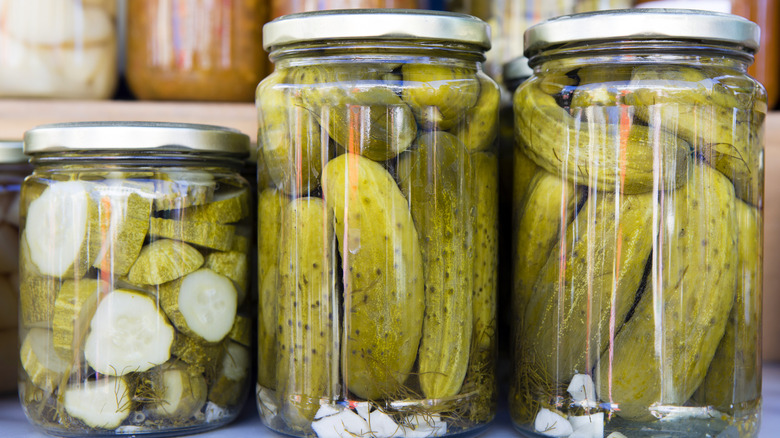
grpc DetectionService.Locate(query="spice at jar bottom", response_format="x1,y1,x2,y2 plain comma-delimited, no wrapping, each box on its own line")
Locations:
511,9,764,438
18,122,253,437
256,9,499,438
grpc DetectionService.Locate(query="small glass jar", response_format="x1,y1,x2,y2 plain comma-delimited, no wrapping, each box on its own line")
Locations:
126,0,267,102
0,0,118,99
0,141,29,394
511,9,764,437
19,122,252,436
270,0,418,19
256,10,499,437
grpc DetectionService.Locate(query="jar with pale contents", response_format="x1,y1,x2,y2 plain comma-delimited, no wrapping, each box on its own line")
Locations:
19,122,253,436
511,9,764,438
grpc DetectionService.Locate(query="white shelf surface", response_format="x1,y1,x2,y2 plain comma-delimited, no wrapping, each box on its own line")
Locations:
2,365,780,437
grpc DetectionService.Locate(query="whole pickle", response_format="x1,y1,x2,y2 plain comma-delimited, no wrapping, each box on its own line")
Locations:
596,164,737,421
449,72,499,152
402,63,480,130
512,169,581,321
569,66,634,109
694,200,761,413
293,65,416,162
257,189,286,390
323,153,424,400
276,197,338,431
522,188,654,390
514,80,691,194
258,71,325,195
626,65,765,206
397,131,474,399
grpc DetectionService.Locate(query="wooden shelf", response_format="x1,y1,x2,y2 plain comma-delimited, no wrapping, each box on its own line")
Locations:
0,99,256,140
3,99,780,360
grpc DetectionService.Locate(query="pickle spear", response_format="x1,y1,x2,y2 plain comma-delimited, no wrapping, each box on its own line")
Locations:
694,200,761,412
514,80,691,194
397,131,473,399
323,153,424,400
596,164,737,421
276,197,338,430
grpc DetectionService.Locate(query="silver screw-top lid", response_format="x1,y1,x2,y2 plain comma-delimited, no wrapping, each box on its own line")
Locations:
0,141,27,163
524,8,760,59
24,122,250,156
263,9,491,51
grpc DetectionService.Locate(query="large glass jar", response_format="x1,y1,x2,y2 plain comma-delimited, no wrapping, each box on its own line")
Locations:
126,0,267,102
0,141,29,394
511,9,764,438
19,122,253,436
0,0,118,99
256,10,499,438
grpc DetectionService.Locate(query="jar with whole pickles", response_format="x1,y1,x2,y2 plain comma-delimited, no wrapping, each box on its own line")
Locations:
19,122,253,436
126,0,267,101
511,9,764,438
0,0,118,99
0,141,30,394
256,9,499,437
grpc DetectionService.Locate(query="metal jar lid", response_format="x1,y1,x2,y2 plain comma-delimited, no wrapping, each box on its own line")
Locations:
0,141,27,163
24,122,250,156
263,9,491,51
524,8,760,59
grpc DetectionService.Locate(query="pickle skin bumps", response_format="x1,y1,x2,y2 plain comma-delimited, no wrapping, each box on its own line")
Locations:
596,164,737,421
398,131,474,399
323,153,424,401
514,80,691,194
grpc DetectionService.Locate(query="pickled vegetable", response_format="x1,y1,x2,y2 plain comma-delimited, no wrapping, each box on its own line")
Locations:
402,64,480,130
19,171,253,433
450,73,500,152
276,197,338,430
209,341,250,407
323,153,424,400
514,81,691,194
596,165,737,421
398,131,473,399
293,65,417,162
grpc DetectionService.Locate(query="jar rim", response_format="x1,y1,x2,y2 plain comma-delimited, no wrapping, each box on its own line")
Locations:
0,140,28,163
524,8,760,59
263,9,491,52
24,122,250,156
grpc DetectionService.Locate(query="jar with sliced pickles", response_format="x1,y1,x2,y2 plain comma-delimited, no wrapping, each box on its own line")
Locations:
511,9,764,438
19,122,253,436
256,9,499,437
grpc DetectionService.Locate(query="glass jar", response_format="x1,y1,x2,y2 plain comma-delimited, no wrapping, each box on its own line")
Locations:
19,122,252,436
270,0,418,19
0,0,118,99
511,9,764,437
256,9,499,437
0,141,29,394
126,0,267,102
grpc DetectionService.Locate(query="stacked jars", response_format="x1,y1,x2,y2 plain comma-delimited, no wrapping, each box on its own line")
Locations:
511,9,764,438
19,122,253,435
255,10,500,438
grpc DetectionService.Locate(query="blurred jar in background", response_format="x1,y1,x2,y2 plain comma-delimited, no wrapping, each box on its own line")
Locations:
635,0,780,109
0,0,118,99
447,0,631,88
270,0,418,19
126,0,267,102
0,141,29,394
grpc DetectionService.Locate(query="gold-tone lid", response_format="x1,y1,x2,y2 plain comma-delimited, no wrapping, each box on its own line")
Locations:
24,122,250,156
263,9,491,51
525,8,760,58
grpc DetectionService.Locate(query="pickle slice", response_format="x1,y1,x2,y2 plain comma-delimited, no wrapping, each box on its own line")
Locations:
63,377,132,429
127,239,205,286
149,363,208,419
204,251,248,303
89,192,151,277
52,279,105,358
20,328,69,392
149,217,235,252
171,333,223,376
208,341,250,407
183,189,251,224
